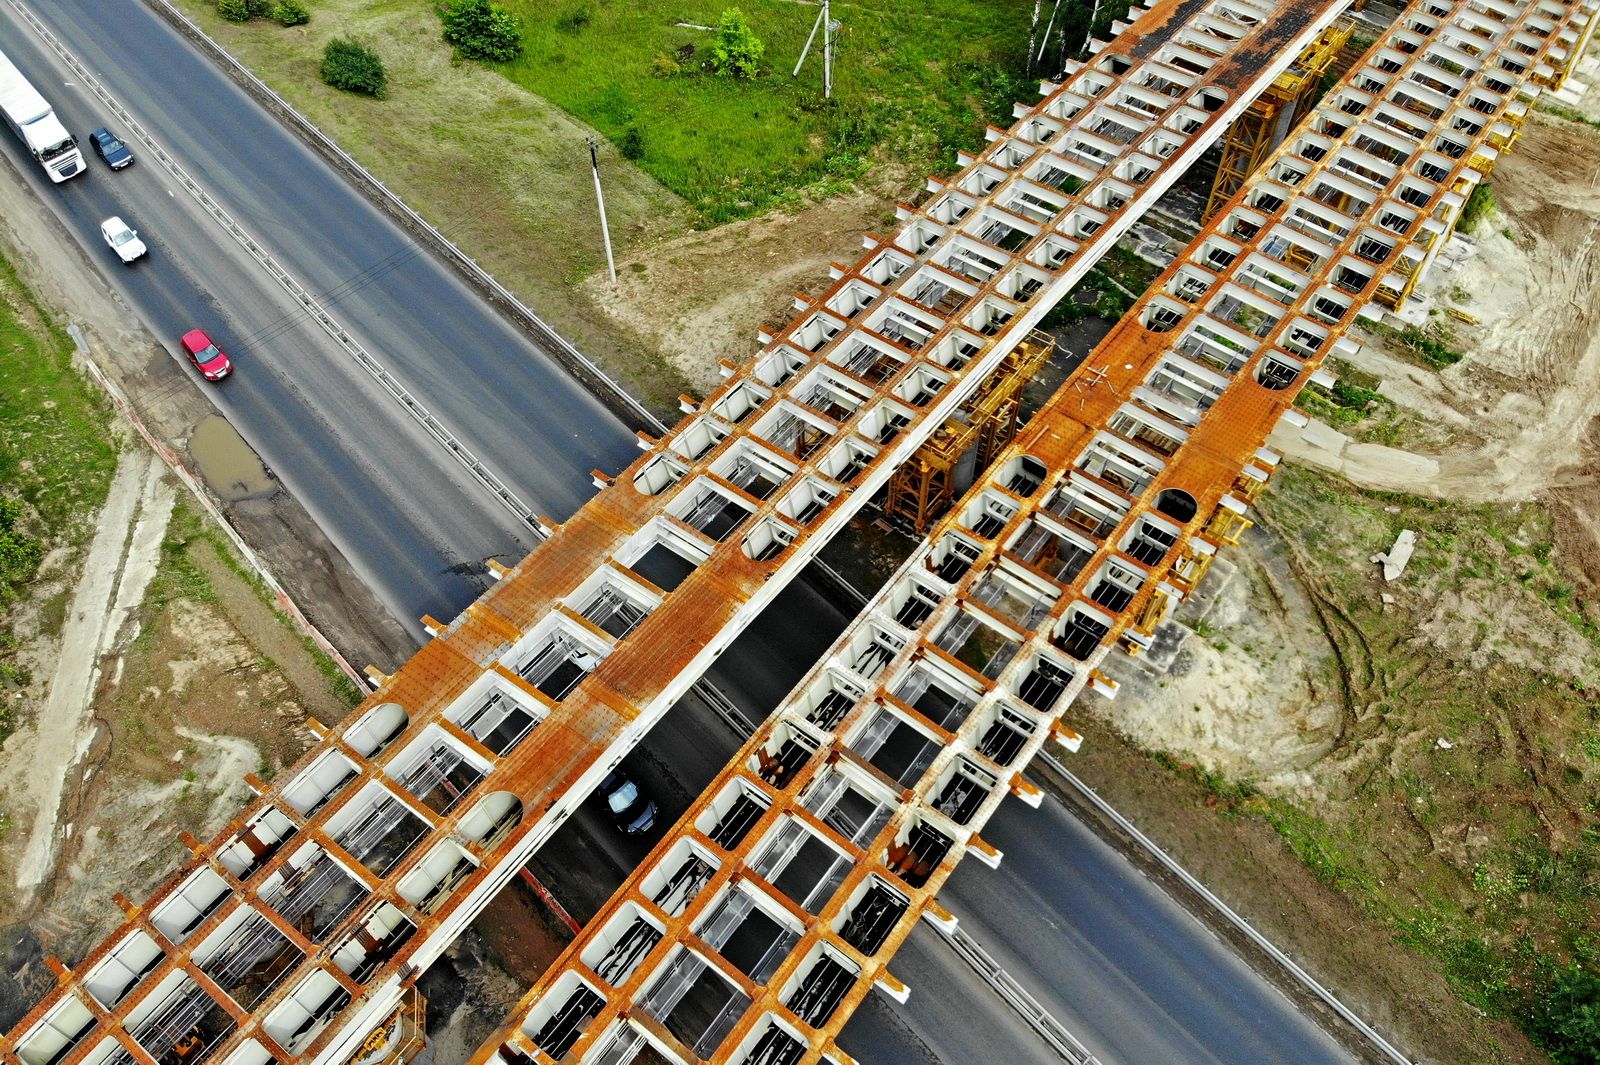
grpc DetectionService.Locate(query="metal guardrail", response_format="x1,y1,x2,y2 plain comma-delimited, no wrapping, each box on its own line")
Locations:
689,678,760,739
142,0,669,437
1039,753,1417,1065
6,0,550,539
808,557,870,609
690,674,1101,1063
928,919,1104,1065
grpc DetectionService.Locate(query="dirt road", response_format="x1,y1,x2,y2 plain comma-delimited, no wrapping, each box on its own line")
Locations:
10,451,173,896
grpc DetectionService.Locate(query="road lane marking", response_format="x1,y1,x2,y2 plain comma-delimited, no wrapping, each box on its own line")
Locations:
7,0,550,540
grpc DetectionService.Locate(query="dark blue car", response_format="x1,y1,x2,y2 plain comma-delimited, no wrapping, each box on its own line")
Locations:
89,127,133,170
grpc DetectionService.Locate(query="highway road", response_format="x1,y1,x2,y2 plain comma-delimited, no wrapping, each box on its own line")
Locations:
0,8,985,1062
0,0,639,635
535,576,1357,1064
931,791,1354,1064
0,5,1360,1063
527,572,1084,1065
701,587,1357,1065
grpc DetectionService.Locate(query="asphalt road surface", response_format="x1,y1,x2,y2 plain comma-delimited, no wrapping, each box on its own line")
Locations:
706,586,1357,1065
1,6,1360,1063
533,573,1355,1064
0,0,639,635
935,795,1354,1064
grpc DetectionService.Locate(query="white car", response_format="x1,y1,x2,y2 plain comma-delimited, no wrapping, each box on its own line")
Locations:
100,215,146,263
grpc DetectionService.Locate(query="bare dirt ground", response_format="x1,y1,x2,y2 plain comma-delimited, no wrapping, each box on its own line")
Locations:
0,492,350,1025
9,449,174,897
1273,112,1600,583
584,173,909,393
1071,107,1600,1064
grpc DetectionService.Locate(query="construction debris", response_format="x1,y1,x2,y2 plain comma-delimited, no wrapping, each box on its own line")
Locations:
1372,529,1417,582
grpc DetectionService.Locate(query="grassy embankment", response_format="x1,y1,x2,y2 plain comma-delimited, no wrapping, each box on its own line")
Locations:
1159,468,1600,1061
173,0,1125,406
506,0,1051,223
0,254,117,741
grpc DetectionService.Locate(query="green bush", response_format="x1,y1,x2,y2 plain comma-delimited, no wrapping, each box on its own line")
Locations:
0,498,43,596
246,0,273,15
216,0,251,21
618,126,644,160
649,51,681,78
440,0,524,62
1459,181,1497,233
320,38,386,97
710,8,763,79
1531,965,1600,1065
1330,379,1381,409
272,0,310,26
1396,325,1463,367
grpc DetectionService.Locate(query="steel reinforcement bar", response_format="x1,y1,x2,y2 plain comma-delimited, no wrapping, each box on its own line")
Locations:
465,0,1598,1061
0,4,1359,1065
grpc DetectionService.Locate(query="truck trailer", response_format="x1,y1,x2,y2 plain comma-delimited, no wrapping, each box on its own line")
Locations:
0,46,84,182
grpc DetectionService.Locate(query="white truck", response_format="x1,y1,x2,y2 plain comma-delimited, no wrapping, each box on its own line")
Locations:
0,46,84,182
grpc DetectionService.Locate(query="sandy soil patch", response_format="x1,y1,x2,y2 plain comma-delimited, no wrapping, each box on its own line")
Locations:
584,177,908,393
1271,117,1600,596
1092,548,1344,787
3,451,173,897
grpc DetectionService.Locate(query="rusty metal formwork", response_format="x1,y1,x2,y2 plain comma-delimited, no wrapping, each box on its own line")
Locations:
0,4,1362,1065
1203,18,1357,219
461,0,1600,1061
882,332,1053,532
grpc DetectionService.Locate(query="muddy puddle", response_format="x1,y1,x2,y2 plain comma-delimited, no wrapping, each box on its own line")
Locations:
189,415,274,502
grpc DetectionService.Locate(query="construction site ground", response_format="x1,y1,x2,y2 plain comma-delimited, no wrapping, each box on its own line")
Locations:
0,243,374,1029
1061,103,1600,1063
4,7,1600,1064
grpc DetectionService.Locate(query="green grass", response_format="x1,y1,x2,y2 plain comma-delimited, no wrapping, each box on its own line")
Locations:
502,0,1082,221
0,252,117,740
144,505,222,615
1357,315,1466,369
1538,101,1600,131
1038,244,1158,330
1245,469,1600,1057
1290,358,1428,445
1459,181,1497,233
0,259,117,545
184,519,365,711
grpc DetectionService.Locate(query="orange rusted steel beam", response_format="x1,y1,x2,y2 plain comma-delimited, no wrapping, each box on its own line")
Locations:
0,2,1415,1064
460,0,1600,1060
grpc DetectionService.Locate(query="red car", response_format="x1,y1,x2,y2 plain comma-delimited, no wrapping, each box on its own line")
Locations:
180,329,233,381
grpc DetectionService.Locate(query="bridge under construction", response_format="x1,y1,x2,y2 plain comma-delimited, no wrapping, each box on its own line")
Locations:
6,0,1597,1063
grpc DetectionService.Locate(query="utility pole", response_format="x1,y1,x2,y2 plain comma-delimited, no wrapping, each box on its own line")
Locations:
1027,0,1043,75
823,0,832,99
587,137,617,285
793,0,838,98
1037,0,1063,71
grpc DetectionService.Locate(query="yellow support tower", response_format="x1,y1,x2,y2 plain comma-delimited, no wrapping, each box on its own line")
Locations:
1203,19,1356,220
884,330,1054,532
